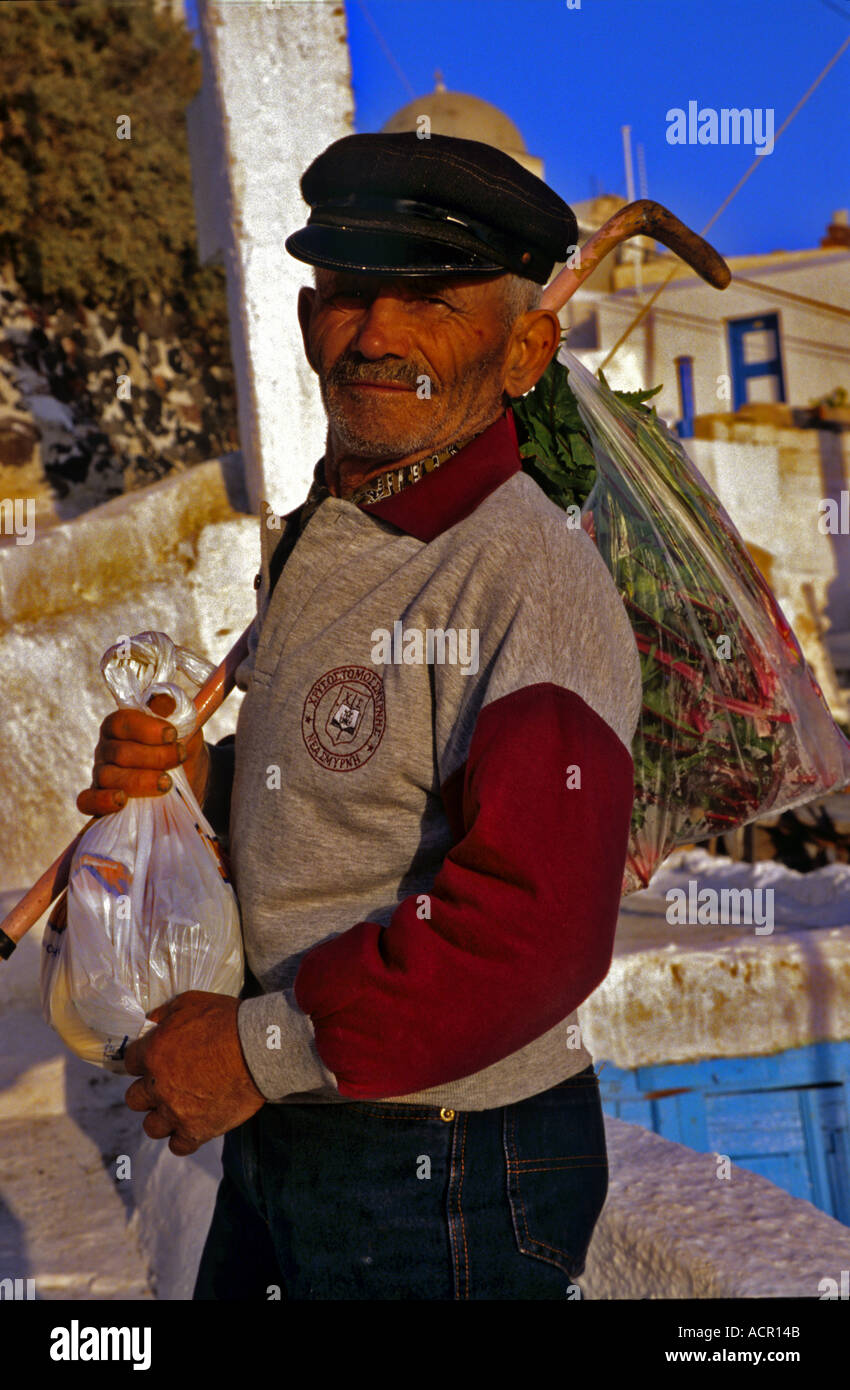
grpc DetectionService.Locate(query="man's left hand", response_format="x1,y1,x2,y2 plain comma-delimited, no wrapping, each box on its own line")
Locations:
124,991,266,1157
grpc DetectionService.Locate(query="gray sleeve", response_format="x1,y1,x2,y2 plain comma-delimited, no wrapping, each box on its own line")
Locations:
237,991,339,1101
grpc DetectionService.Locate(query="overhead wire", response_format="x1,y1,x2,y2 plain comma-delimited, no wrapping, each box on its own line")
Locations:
570,292,850,362
599,32,850,369
582,285,850,338
817,0,850,21
601,264,850,325
355,0,417,100
730,274,850,322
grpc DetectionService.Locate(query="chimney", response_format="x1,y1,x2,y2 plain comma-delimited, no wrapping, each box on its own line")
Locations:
821,208,850,248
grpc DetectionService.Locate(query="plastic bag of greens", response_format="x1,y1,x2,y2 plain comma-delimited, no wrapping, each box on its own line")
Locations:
559,350,850,895
41,631,244,1071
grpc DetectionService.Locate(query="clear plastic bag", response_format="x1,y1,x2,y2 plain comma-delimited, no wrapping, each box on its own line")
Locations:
562,349,850,896
41,631,244,1071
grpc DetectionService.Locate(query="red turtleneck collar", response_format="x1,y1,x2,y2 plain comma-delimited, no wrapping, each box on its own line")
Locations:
358,408,522,542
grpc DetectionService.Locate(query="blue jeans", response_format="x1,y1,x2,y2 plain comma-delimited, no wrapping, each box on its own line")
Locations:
193,1064,608,1300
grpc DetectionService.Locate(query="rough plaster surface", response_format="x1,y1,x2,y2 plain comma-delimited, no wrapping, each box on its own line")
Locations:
0,463,258,888
0,453,248,628
687,432,850,716
190,0,353,514
580,850,850,1068
127,1136,223,1301
583,1115,850,1298
0,1002,153,1300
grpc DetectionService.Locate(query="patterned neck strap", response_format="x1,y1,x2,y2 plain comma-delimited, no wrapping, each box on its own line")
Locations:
269,425,489,595
306,429,485,511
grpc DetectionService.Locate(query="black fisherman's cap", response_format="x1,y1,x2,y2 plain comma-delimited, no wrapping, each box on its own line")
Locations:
285,132,578,285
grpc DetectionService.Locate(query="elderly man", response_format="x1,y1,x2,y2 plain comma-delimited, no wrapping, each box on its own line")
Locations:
79,132,641,1300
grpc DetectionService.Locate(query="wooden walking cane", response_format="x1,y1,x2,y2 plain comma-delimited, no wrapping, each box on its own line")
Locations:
0,623,252,961
540,199,730,311
0,200,730,964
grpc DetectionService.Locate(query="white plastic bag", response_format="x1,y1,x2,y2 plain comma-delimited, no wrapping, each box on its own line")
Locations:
41,631,244,1072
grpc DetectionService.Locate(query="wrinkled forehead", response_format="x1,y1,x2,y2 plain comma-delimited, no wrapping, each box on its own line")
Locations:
313,267,509,297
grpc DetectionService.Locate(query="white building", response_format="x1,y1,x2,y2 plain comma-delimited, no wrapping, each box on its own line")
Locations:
567,215,850,429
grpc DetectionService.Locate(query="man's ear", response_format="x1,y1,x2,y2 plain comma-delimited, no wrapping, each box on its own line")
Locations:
297,286,318,373
502,309,562,398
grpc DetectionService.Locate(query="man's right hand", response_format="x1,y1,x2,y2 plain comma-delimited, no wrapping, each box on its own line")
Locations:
76,693,210,818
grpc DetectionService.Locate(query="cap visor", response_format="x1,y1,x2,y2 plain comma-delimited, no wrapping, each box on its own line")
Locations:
285,225,505,276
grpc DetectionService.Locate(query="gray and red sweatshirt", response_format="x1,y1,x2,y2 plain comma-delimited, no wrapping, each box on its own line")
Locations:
225,409,642,1108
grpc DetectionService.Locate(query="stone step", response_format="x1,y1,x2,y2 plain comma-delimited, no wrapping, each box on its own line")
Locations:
0,1006,154,1302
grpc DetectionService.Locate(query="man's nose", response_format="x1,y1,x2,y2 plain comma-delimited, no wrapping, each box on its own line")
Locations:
349,294,410,359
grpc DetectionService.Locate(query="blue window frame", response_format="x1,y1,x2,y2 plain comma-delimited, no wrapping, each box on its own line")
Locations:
727,313,786,410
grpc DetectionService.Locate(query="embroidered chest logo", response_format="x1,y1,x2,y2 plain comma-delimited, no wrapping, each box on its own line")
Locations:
302,665,386,771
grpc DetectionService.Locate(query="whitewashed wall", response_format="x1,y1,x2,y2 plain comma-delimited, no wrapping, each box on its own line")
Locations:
579,249,850,423
0,457,257,893
187,0,354,515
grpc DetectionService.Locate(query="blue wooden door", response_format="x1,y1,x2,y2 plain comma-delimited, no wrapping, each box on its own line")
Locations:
727,313,786,410
598,1041,850,1225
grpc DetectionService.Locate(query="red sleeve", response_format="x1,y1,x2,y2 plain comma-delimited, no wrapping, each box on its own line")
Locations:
293,682,634,1099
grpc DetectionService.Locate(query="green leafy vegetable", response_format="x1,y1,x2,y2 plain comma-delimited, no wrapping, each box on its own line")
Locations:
512,352,661,512
513,350,848,893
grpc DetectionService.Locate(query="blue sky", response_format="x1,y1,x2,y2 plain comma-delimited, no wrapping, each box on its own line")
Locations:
185,0,850,257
